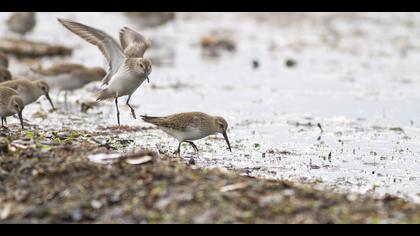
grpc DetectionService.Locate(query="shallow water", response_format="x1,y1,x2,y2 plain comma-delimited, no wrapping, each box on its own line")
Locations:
2,12,420,202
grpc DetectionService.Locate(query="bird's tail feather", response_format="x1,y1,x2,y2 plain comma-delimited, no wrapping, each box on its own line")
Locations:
140,115,159,123
96,89,114,101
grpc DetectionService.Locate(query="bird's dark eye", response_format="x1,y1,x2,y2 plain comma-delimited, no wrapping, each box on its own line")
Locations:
15,105,19,108
140,64,144,68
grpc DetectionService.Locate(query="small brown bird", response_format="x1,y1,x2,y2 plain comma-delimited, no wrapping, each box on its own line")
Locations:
6,12,36,36
31,63,106,104
141,112,232,155
0,68,12,82
31,63,106,90
0,51,9,68
0,87,25,129
0,79,54,110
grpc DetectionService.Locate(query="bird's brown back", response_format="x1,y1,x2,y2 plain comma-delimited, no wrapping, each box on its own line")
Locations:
33,63,86,76
0,87,19,106
141,112,213,131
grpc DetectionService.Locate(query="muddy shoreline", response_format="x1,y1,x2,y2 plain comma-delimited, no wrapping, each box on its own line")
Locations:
2,12,420,223
1,127,420,224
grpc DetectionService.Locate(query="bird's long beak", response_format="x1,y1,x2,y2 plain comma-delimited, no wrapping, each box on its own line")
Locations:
147,76,150,83
45,93,55,110
18,111,24,129
222,131,232,152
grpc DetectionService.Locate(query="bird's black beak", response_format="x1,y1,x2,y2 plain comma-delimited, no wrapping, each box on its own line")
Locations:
147,76,150,83
222,131,232,152
45,93,55,110
18,111,24,129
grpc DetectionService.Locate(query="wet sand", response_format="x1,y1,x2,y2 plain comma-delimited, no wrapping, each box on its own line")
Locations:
2,128,420,223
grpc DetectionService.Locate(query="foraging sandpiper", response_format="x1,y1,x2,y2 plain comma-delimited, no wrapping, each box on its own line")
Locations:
0,87,25,129
31,63,106,103
58,18,152,126
0,79,55,110
0,68,12,82
6,12,36,36
141,112,232,155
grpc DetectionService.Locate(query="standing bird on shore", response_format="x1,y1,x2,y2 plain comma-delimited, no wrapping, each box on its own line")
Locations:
31,63,106,104
0,87,25,129
141,112,232,155
0,79,55,110
57,18,152,126
6,12,36,37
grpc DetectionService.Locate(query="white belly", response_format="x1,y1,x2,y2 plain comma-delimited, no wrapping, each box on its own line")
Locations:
108,69,146,97
160,127,208,142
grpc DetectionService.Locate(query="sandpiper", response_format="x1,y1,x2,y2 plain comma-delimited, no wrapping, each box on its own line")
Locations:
0,51,8,68
0,79,55,110
0,68,12,82
31,63,106,103
6,12,36,36
0,87,25,129
141,112,232,155
58,18,152,126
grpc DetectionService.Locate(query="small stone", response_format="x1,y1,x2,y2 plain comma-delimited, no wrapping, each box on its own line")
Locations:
90,200,102,209
252,60,260,69
56,132,71,139
109,193,121,204
285,59,297,68
71,208,83,222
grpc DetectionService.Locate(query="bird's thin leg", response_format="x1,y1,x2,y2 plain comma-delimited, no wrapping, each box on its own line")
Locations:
115,97,120,126
185,141,199,153
1,118,8,129
173,142,182,155
126,95,136,119
3,117,7,125
64,90,68,110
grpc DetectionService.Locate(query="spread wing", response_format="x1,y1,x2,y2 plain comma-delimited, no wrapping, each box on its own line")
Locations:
57,18,125,85
119,27,151,58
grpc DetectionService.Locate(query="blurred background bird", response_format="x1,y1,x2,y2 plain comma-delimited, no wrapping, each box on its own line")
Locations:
6,12,36,37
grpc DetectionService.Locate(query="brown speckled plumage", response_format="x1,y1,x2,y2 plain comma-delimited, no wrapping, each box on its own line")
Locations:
141,112,231,155
0,87,25,128
32,63,106,92
0,68,12,82
0,79,54,109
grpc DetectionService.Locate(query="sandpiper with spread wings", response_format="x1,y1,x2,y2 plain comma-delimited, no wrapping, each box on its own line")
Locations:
57,18,152,126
